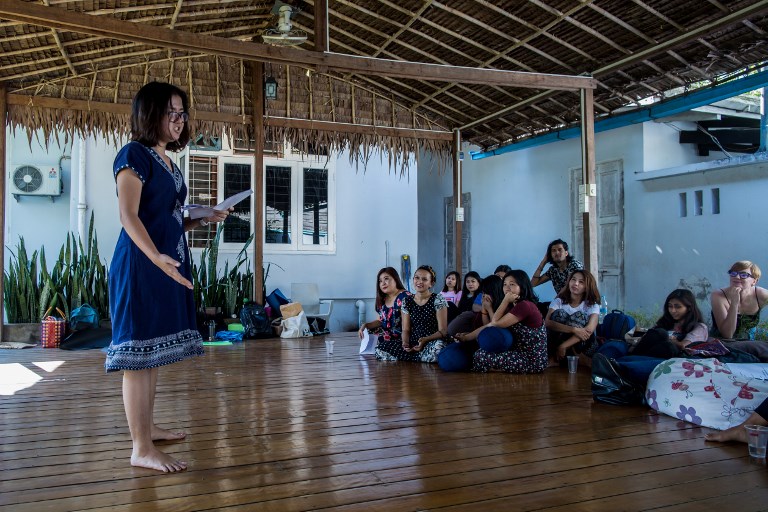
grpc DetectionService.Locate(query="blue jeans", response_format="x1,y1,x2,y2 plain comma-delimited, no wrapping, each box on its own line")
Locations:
596,341,664,387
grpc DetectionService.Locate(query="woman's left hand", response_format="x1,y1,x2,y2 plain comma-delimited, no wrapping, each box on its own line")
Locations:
203,207,234,225
413,338,429,351
557,344,568,360
572,327,591,341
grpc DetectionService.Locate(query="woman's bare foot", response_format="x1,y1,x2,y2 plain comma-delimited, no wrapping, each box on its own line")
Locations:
151,425,186,441
131,447,188,472
705,425,749,444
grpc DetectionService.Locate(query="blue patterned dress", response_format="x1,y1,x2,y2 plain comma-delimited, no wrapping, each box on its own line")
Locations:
105,142,203,371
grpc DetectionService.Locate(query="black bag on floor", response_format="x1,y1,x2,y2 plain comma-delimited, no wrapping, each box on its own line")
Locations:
241,302,272,339
591,353,644,406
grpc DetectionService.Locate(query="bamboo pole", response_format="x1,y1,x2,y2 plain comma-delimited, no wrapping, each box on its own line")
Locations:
0,84,6,341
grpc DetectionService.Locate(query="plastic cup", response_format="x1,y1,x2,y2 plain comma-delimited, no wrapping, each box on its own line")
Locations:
567,355,578,373
325,339,335,355
744,424,768,458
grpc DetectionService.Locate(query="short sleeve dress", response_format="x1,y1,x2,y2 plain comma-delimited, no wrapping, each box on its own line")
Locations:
105,141,204,372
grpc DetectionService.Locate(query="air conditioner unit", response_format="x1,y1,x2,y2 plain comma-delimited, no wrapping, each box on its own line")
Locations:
10,164,62,198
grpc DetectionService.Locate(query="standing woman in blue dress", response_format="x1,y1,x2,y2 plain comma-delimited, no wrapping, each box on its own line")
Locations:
106,82,229,472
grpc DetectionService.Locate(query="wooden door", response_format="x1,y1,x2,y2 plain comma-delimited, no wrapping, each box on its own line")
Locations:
444,193,471,276
571,160,625,309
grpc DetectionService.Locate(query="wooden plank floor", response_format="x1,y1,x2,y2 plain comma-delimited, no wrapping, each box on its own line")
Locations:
1,332,766,511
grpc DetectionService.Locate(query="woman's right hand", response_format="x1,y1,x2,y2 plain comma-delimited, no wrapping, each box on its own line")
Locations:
504,291,519,303
723,286,743,305
153,253,193,289
358,324,366,339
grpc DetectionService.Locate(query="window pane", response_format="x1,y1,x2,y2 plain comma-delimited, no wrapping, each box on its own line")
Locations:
222,163,252,244
302,168,328,246
188,156,218,248
266,166,292,244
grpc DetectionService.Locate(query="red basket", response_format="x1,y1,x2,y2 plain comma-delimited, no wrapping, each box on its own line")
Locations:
41,307,67,348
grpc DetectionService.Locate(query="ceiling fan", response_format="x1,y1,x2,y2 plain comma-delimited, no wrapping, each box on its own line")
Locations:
261,1,307,47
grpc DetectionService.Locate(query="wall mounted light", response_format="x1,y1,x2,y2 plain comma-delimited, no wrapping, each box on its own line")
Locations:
264,76,278,100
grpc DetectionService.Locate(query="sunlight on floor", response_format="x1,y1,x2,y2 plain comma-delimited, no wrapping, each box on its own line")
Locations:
0,363,42,395
32,360,65,372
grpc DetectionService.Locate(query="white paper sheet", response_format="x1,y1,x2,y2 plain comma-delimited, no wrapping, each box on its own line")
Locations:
184,189,253,220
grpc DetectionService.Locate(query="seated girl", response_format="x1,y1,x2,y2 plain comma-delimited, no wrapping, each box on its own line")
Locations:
400,265,449,363
545,270,600,367
711,260,768,340
447,271,483,335
441,270,462,322
357,267,413,361
471,270,548,374
440,271,462,304
438,275,504,372
595,289,710,388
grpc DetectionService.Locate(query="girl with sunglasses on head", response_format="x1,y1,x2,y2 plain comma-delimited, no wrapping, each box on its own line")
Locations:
399,265,449,363
711,261,768,340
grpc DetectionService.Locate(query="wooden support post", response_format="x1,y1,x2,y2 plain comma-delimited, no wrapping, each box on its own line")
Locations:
314,0,328,53
251,63,265,304
580,88,598,275
452,129,462,275
0,84,6,341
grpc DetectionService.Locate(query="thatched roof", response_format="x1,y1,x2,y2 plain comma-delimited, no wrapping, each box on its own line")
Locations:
2,0,768,166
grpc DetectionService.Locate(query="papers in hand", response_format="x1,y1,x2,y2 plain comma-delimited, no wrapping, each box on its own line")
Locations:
184,189,253,220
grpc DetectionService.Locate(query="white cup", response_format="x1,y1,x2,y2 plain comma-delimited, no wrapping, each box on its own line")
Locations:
325,339,335,355
567,355,578,373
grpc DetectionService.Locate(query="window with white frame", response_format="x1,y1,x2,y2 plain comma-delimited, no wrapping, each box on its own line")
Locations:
265,160,335,253
185,149,335,253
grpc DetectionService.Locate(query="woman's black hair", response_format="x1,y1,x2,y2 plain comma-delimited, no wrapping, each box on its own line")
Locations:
375,267,405,311
655,289,704,335
494,264,512,275
504,269,539,303
457,271,482,311
442,271,461,293
545,239,574,265
415,265,437,284
480,275,504,311
131,81,191,151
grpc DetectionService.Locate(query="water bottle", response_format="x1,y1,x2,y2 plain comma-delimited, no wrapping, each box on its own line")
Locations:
599,295,608,322
208,320,216,341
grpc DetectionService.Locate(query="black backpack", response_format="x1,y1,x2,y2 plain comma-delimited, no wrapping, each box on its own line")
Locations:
598,309,637,340
240,303,272,339
591,353,645,406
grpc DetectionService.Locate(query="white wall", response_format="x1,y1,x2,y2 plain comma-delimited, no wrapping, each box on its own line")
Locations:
417,119,768,324
5,129,74,264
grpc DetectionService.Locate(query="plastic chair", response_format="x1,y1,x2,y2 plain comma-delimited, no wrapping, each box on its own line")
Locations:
290,283,333,327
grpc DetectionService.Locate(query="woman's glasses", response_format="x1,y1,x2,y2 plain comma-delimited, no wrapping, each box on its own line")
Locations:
167,111,189,123
728,270,753,279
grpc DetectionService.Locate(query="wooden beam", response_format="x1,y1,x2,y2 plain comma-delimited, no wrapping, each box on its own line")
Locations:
0,84,6,341
313,0,328,53
0,0,595,91
252,63,264,305
265,117,453,141
6,94,453,140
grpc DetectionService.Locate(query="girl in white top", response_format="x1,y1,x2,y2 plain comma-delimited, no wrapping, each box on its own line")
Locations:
545,270,600,365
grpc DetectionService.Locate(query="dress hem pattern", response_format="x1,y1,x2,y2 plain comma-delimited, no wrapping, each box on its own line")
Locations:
105,328,204,372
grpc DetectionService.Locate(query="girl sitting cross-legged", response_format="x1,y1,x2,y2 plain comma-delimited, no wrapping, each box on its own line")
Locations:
399,265,449,363
545,269,601,368
358,267,412,361
471,270,548,374
447,271,483,336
